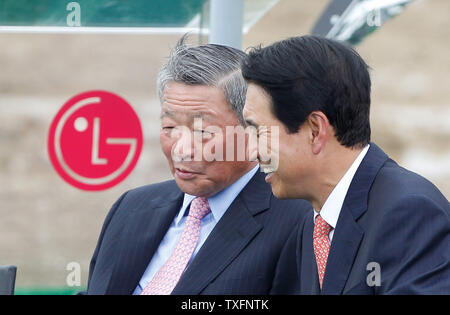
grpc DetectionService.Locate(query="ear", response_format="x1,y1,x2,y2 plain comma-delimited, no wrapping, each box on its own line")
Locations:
306,111,330,155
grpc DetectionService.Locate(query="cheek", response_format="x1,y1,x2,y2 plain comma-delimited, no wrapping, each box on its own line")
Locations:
278,143,310,185
160,133,174,161
202,161,228,181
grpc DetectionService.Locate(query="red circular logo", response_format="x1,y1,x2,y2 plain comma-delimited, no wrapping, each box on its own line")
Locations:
48,91,143,191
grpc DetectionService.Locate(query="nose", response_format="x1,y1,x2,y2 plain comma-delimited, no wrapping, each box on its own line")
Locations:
171,127,194,162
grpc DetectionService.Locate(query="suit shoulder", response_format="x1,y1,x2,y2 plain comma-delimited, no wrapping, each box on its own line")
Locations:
116,179,180,207
370,160,449,212
377,159,433,186
124,179,179,198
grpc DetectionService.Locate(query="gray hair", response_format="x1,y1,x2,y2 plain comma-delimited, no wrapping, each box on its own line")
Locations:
157,35,248,124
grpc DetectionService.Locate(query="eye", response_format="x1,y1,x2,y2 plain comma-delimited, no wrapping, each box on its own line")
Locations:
161,126,174,135
194,129,213,139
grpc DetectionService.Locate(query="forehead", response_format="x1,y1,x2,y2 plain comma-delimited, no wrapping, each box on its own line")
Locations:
243,83,274,126
161,81,232,121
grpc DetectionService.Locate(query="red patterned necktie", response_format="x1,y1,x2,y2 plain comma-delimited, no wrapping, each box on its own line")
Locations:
140,197,211,295
313,214,332,289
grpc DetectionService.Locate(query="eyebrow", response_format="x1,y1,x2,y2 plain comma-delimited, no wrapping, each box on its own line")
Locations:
244,118,259,128
160,110,175,119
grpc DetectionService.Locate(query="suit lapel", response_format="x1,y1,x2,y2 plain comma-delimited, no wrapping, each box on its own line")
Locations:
321,143,389,294
172,171,271,294
106,188,184,294
299,212,321,294
321,204,364,294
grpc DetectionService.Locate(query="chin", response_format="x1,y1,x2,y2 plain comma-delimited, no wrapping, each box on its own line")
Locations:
175,179,196,195
271,182,297,200
174,178,209,197
271,183,287,199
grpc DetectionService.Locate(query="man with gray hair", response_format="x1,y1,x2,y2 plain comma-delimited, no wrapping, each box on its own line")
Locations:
84,36,311,295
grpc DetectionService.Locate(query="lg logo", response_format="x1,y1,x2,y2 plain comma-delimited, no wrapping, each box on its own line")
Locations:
48,91,143,191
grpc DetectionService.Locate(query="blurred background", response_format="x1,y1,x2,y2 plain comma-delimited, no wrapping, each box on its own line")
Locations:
0,0,448,293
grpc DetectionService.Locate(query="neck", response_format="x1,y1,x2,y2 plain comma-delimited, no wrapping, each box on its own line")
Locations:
310,144,364,212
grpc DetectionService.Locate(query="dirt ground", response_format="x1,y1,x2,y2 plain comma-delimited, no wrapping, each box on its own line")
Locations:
0,0,448,289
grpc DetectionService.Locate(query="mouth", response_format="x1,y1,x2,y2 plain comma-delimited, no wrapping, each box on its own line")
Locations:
261,166,276,183
174,167,200,180
261,166,276,174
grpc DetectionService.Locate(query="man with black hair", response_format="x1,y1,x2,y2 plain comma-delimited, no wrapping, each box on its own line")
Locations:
242,35,450,294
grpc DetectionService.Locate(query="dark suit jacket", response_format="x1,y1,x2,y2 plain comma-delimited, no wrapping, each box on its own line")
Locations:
85,170,311,295
295,143,450,294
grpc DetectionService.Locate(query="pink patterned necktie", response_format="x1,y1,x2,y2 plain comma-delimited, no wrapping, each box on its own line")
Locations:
140,197,211,295
313,214,332,289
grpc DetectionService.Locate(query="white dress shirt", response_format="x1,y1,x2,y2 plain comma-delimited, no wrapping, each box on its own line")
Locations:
313,145,370,243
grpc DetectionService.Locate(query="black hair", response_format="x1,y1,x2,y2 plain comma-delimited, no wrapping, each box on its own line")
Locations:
242,35,371,148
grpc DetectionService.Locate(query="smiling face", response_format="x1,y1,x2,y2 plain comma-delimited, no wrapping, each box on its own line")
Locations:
243,83,315,199
160,81,255,197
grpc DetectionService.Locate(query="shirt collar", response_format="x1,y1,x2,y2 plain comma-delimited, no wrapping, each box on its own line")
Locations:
314,144,370,228
175,165,259,226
